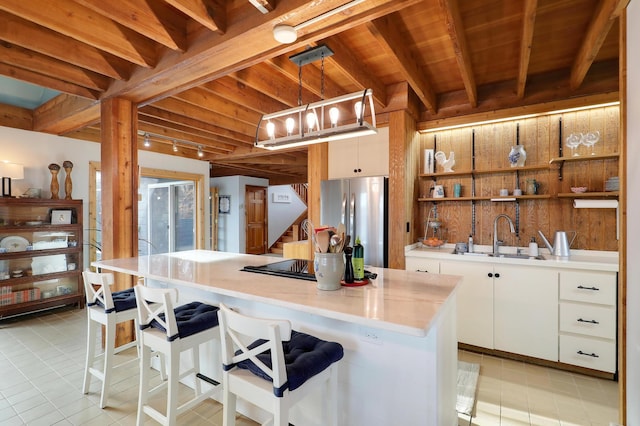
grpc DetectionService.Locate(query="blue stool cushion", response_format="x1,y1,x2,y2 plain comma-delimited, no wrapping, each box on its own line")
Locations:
93,288,137,313
236,330,344,397
149,301,219,341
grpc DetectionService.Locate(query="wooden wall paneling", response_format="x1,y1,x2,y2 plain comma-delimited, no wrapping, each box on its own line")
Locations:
417,105,620,251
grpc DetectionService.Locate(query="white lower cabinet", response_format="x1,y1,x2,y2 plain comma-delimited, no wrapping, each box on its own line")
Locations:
493,265,558,361
558,270,617,373
440,261,494,349
405,252,618,374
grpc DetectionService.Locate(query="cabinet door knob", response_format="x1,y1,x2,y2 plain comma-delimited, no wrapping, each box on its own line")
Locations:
494,273,500,278
488,272,493,278
353,168,358,173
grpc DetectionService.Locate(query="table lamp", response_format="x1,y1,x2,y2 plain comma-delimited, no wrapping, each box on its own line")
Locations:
0,161,24,197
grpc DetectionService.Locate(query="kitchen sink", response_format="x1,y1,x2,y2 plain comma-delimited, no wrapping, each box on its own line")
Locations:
455,251,545,260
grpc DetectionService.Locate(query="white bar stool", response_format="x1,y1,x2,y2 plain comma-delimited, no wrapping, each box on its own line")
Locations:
134,285,221,425
82,270,140,408
217,303,344,426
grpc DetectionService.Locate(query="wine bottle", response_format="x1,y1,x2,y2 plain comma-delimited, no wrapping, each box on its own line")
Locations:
353,237,364,280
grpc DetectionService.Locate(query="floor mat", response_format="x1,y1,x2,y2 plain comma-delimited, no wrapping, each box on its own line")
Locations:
456,361,480,417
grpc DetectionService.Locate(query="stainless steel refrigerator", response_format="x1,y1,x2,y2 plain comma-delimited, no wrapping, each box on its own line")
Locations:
320,176,388,267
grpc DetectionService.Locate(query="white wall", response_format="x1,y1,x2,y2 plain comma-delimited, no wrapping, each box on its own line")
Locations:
267,185,307,247
210,175,269,253
627,1,640,423
0,125,211,267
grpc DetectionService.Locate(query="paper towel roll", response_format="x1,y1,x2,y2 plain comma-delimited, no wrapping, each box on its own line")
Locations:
573,199,619,208
423,149,434,174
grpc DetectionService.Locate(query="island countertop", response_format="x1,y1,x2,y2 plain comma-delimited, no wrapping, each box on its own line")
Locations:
94,250,461,425
93,250,460,337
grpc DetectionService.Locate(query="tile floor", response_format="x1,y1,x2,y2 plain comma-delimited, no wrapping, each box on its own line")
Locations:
0,306,620,425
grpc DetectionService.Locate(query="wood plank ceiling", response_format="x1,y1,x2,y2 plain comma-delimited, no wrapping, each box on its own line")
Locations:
0,0,625,184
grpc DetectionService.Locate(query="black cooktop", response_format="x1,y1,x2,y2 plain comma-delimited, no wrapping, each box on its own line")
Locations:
241,259,316,281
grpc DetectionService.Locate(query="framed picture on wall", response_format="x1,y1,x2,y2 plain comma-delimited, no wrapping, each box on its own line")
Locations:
51,210,72,224
219,195,230,214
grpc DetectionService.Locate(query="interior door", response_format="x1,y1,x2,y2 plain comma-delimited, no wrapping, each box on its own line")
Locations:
245,185,267,254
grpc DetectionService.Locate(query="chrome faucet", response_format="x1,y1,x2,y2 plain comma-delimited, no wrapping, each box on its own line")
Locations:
493,214,515,256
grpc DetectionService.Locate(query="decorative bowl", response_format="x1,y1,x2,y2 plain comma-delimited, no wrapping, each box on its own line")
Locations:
422,238,446,247
570,186,588,193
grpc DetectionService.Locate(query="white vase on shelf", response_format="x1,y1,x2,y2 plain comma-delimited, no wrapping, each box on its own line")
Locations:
508,145,526,167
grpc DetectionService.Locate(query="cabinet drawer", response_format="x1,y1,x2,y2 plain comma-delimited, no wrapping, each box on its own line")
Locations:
559,335,616,373
559,270,616,305
559,302,616,339
405,257,439,274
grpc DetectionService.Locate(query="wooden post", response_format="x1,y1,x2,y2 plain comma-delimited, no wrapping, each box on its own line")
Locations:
100,98,139,345
307,143,328,259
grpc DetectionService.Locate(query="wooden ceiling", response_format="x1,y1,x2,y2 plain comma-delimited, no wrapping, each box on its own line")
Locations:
0,0,625,184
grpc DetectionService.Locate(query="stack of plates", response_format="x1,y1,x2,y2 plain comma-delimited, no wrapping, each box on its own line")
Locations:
605,176,619,192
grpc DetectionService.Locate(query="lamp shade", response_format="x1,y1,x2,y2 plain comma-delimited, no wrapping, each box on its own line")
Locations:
0,162,24,179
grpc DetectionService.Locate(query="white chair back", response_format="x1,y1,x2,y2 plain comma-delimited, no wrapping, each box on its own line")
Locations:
134,285,179,340
82,270,116,311
217,303,292,392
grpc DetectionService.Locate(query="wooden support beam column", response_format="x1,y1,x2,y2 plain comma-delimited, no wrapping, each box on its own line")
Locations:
307,143,328,259
100,97,139,344
388,110,418,270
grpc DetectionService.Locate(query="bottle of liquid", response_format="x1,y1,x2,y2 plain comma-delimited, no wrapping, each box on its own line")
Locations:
353,237,365,281
343,246,354,284
468,234,474,253
529,236,539,257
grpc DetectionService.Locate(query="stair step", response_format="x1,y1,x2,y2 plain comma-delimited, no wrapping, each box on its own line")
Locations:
270,247,283,254
281,236,294,243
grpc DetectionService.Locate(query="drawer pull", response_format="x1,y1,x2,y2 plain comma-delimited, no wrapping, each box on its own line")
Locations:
416,269,430,273
577,318,599,324
577,350,599,358
577,285,600,291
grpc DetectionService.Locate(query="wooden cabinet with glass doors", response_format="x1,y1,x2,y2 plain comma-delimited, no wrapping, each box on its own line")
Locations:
0,198,83,319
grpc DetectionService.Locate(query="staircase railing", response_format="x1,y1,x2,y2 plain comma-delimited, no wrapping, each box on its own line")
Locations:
291,183,308,205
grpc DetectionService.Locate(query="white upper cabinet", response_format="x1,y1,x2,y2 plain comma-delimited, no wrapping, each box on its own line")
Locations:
328,126,389,179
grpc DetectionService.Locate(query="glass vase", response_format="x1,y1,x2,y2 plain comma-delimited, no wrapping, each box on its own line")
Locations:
508,145,526,167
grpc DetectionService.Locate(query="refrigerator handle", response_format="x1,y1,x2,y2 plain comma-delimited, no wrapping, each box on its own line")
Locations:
341,193,347,225
350,192,356,239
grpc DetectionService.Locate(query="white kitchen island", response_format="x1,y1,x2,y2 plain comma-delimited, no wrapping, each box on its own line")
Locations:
93,250,461,426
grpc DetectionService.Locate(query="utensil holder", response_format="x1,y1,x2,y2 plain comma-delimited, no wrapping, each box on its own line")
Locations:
314,252,344,291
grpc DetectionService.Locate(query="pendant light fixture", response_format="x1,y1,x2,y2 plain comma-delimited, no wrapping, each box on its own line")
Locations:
255,45,377,150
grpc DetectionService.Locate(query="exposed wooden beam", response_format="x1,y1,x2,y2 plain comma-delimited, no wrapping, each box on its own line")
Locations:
0,0,157,67
75,0,188,51
569,0,627,90
138,114,238,152
247,0,275,14
266,52,344,101
33,94,100,133
366,15,437,113
231,63,303,107
0,63,100,100
104,0,420,104
175,86,262,126
439,0,477,107
138,123,232,154
151,97,257,139
139,104,254,146
0,103,32,130
162,0,225,34
0,43,110,91
516,0,538,99
313,36,387,107
0,10,131,80
201,77,288,114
